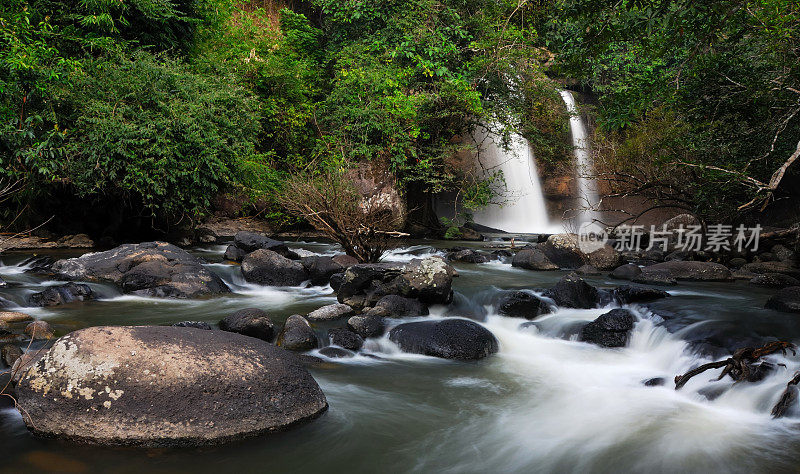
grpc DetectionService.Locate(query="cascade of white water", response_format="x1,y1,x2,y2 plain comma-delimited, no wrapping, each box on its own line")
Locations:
469,127,559,234
560,90,601,230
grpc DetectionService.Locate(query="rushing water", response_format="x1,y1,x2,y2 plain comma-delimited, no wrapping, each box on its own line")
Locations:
2,241,800,473
560,90,601,230
469,127,560,234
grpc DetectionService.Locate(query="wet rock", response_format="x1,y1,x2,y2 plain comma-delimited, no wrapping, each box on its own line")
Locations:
51,242,230,298
27,283,96,307
447,249,489,264
219,308,275,342
25,321,54,340
741,261,800,278
632,270,678,286
610,264,642,280
15,326,328,446
329,272,345,292
223,245,246,262
519,320,587,340
511,248,558,271
398,257,456,304
576,264,600,276
728,257,748,269
543,274,599,309
698,385,728,401
497,291,551,319
307,304,355,322
347,313,385,339
613,285,670,304
232,231,296,258
301,256,344,286
1,343,22,367
328,327,364,351
642,261,732,282
538,234,587,269
586,245,622,271
11,350,46,383
772,244,796,263
580,308,636,348
388,319,499,361
765,286,800,313
370,295,429,318
277,315,319,352
241,249,309,286
172,321,212,330
0,312,34,323
749,273,800,288
643,377,665,387
318,347,354,358
336,262,404,309
332,254,359,267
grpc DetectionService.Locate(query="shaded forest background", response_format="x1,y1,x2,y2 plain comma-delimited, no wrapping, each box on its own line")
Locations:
1,0,798,240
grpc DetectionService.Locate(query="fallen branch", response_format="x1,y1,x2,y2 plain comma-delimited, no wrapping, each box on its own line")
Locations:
675,341,797,389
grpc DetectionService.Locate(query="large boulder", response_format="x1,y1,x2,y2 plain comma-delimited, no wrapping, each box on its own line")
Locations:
307,303,355,322
327,328,364,351
336,263,404,309
765,287,800,313
543,274,600,309
641,261,732,282
580,309,636,348
497,291,551,319
232,231,295,257
51,242,229,298
369,295,429,318
632,270,677,286
511,248,558,271
301,256,345,286
613,285,670,304
15,326,327,446
447,249,489,264
397,257,456,304
276,315,319,352
610,264,642,281
740,261,800,278
27,283,96,307
538,234,587,269
585,245,622,271
242,249,309,286
347,313,385,339
388,319,498,360
750,273,800,289
219,308,275,341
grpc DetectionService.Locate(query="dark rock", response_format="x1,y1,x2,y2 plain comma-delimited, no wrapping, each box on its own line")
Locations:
698,385,728,401
610,264,642,281
347,313,385,339
318,346,354,358
0,276,5,288
388,319,499,360
223,245,247,262
749,273,800,288
301,256,345,286
580,309,636,348
576,264,600,276
497,291,551,319
772,244,796,263
27,283,96,307
519,320,587,340
332,254,359,267
543,274,600,309
741,261,800,278
0,372,15,408
613,285,670,304
329,272,345,292
397,257,456,304
1,343,22,367
511,248,558,271
241,249,309,286
538,234,587,269
370,295,429,318
277,315,319,352
447,249,489,264
219,308,275,341
328,328,364,351
586,245,623,271
336,262,405,309
765,286,800,313
172,321,212,330
51,242,229,298
21,255,56,274
728,257,748,269
642,261,732,282
15,326,328,447
643,377,665,387
233,231,296,258
25,321,54,340
307,303,355,322
632,270,678,286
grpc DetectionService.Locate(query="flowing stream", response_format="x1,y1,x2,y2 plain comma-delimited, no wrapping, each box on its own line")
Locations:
2,242,800,473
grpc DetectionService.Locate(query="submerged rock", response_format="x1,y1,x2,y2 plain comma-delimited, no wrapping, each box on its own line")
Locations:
51,242,229,298
580,309,636,348
388,319,498,360
219,308,275,342
27,283,96,307
25,321,54,340
0,312,34,324
511,248,558,271
765,286,800,313
318,346,354,359
277,315,319,352
643,377,665,387
543,274,599,309
497,291,551,319
241,249,309,286
15,326,328,447
307,303,355,322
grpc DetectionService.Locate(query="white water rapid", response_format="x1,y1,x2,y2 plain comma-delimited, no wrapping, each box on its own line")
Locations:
560,90,601,230
470,127,560,234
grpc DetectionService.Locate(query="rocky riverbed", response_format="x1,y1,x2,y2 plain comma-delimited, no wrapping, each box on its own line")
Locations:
2,233,800,472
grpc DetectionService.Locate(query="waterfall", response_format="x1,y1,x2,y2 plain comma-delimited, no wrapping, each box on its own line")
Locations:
560,90,600,230
470,127,559,234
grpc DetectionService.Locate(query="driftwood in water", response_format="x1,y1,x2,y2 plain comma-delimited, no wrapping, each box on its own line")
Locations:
771,372,800,419
674,341,797,389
